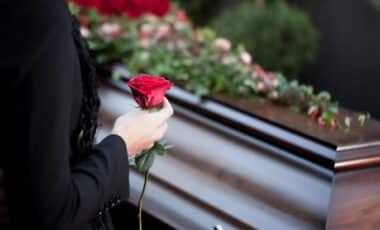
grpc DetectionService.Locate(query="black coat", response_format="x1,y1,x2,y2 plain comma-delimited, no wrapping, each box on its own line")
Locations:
0,0,130,229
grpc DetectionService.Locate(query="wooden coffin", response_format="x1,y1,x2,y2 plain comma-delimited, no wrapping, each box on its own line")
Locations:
97,75,380,230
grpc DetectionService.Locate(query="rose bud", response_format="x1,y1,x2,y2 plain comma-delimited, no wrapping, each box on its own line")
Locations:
214,38,232,52
318,117,326,126
127,75,172,109
80,26,91,38
269,90,279,101
257,82,267,93
240,51,252,65
267,73,274,80
272,78,280,88
254,65,267,79
310,108,320,121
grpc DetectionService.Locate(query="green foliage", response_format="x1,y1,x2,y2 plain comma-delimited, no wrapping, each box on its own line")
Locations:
174,0,224,25
211,0,319,78
135,142,167,173
70,3,370,128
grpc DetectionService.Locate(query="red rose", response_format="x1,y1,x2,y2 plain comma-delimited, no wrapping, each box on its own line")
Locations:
127,75,172,109
109,0,145,18
71,0,96,8
146,0,171,17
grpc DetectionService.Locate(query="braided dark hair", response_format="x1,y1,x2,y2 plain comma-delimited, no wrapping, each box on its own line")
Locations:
71,15,100,156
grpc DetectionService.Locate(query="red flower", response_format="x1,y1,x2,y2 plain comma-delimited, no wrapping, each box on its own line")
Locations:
71,0,170,18
310,107,320,121
147,0,171,17
254,65,267,79
109,0,145,18
71,0,96,8
176,9,189,22
127,75,172,109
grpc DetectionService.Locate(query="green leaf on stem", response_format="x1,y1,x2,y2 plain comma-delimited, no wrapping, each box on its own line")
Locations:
136,151,155,173
153,142,167,156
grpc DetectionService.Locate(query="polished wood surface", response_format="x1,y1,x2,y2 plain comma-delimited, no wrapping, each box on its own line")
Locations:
210,93,380,151
109,66,380,174
327,166,380,230
98,84,332,229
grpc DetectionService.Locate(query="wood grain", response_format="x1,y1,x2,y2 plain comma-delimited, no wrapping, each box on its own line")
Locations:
327,166,380,230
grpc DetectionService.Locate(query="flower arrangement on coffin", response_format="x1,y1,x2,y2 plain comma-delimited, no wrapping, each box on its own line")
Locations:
68,0,370,131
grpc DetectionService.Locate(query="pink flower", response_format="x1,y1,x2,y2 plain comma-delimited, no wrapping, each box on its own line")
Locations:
80,26,91,38
99,22,121,37
254,65,267,79
154,24,171,40
214,38,232,52
240,51,252,65
176,9,189,23
318,117,326,126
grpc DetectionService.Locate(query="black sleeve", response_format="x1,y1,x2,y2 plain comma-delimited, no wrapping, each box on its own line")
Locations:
1,1,130,229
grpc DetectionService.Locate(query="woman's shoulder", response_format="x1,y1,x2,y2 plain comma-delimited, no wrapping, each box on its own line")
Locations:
0,0,71,60
0,0,73,82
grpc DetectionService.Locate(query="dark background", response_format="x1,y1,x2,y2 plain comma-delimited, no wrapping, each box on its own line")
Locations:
288,0,380,119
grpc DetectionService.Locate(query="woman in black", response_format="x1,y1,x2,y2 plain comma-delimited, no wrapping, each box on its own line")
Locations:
0,0,173,229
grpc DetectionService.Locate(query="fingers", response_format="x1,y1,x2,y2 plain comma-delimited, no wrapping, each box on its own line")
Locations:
152,122,168,142
147,98,174,126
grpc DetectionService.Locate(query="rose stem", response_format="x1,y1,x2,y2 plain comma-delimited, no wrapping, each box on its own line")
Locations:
138,170,150,230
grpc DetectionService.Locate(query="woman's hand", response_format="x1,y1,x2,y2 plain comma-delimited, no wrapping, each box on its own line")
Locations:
112,98,174,157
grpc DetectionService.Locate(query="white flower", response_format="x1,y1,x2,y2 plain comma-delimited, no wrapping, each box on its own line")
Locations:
272,78,280,88
99,23,121,37
269,90,279,100
240,51,252,65
257,82,267,93
214,38,232,52
140,24,154,36
80,26,91,38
